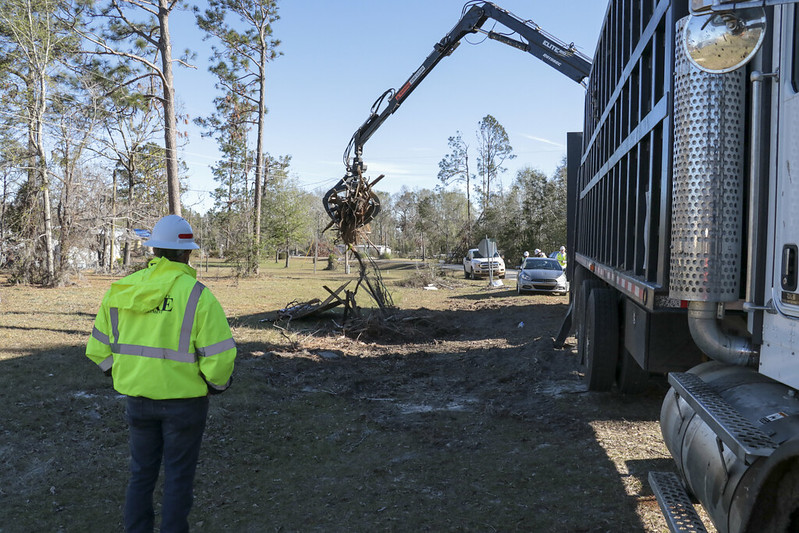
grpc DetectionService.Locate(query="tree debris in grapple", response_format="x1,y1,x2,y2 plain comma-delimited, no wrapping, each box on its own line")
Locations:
322,171,383,245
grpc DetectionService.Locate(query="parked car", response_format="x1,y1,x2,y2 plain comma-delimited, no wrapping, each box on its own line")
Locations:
463,248,505,279
516,257,568,295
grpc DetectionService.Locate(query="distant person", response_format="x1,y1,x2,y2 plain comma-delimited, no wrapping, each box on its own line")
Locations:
521,250,529,266
556,246,567,268
534,248,546,258
85,214,236,533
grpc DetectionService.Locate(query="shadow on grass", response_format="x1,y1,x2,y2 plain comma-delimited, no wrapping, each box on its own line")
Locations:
449,287,518,300
1,306,671,532
1,324,93,336
3,310,96,318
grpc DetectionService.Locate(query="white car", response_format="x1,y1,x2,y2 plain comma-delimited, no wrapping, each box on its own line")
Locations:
516,257,569,295
463,248,505,279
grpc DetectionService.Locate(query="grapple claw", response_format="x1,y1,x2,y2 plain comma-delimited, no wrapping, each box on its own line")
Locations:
323,170,383,244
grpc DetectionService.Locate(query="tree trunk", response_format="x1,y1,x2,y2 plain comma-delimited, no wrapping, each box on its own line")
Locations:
252,51,267,276
125,163,135,266
465,153,472,244
34,74,55,282
41,176,55,280
110,169,117,271
158,0,181,216
0,171,7,264
57,168,73,276
98,230,106,268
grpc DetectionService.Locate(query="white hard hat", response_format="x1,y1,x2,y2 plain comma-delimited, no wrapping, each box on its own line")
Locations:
534,249,541,254
142,215,200,250
523,251,529,257
560,246,565,252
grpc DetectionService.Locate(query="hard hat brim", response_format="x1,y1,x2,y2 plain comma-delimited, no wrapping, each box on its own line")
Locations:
142,238,200,250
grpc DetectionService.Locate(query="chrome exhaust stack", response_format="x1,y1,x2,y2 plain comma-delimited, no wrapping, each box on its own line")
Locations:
669,16,756,366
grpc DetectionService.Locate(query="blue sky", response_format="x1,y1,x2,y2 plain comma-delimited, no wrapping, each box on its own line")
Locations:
170,1,609,213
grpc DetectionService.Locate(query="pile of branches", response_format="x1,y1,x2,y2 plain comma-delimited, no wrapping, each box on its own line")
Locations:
395,262,458,290
291,168,402,336
272,246,395,339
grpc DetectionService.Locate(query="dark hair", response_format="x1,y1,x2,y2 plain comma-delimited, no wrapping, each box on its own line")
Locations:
153,248,190,263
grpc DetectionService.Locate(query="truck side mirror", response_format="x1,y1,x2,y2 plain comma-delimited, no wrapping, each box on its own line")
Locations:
683,7,766,73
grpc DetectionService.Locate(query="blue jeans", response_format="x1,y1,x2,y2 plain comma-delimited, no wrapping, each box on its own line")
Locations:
124,396,209,533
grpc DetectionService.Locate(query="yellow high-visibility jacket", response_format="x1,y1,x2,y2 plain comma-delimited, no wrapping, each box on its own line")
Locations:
86,257,236,399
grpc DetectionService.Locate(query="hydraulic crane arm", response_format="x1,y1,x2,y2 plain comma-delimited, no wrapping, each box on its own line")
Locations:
344,2,592,173
324,1,592,238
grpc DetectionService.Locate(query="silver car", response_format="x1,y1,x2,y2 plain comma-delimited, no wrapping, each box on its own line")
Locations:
516,257,569,295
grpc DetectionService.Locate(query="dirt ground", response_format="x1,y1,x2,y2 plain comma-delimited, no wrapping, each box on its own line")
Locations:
226,274,683,532
1,266,708,532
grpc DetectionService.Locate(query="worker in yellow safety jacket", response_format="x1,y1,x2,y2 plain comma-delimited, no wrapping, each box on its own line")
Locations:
556,246,567,268
86,214,236,533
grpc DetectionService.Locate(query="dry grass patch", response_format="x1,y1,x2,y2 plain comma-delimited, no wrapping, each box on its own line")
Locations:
0,259,681,532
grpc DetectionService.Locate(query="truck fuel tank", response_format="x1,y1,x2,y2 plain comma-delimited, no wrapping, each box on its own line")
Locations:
661,361,799,532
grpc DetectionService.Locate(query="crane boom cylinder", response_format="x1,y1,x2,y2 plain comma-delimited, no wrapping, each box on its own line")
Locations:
486,31,529,52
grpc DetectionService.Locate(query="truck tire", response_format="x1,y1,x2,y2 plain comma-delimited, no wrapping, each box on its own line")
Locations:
583,288,618,392
576,278,605,366
464,267,471,279
616,349,649,394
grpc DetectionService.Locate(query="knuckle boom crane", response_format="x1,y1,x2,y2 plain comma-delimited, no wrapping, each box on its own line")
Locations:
322,1,591,243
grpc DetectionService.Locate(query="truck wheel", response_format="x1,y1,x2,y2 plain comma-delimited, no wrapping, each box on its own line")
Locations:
576,278,605,366
464,267,471,279
617,349,649,394
583,288,618,392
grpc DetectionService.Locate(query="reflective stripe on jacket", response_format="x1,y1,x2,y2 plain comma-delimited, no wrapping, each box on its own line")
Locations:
85,257,236,399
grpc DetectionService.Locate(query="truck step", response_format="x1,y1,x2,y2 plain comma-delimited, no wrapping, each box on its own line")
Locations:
649,471,708,533
668,372,778,463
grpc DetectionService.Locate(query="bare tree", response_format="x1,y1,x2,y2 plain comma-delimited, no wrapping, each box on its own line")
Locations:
92,71,164,266
475,114,515,212
49,73,105,279
437,131,473,243
196,0,281,274
78,0,191,215
0,134,25,268
0,0,78,284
